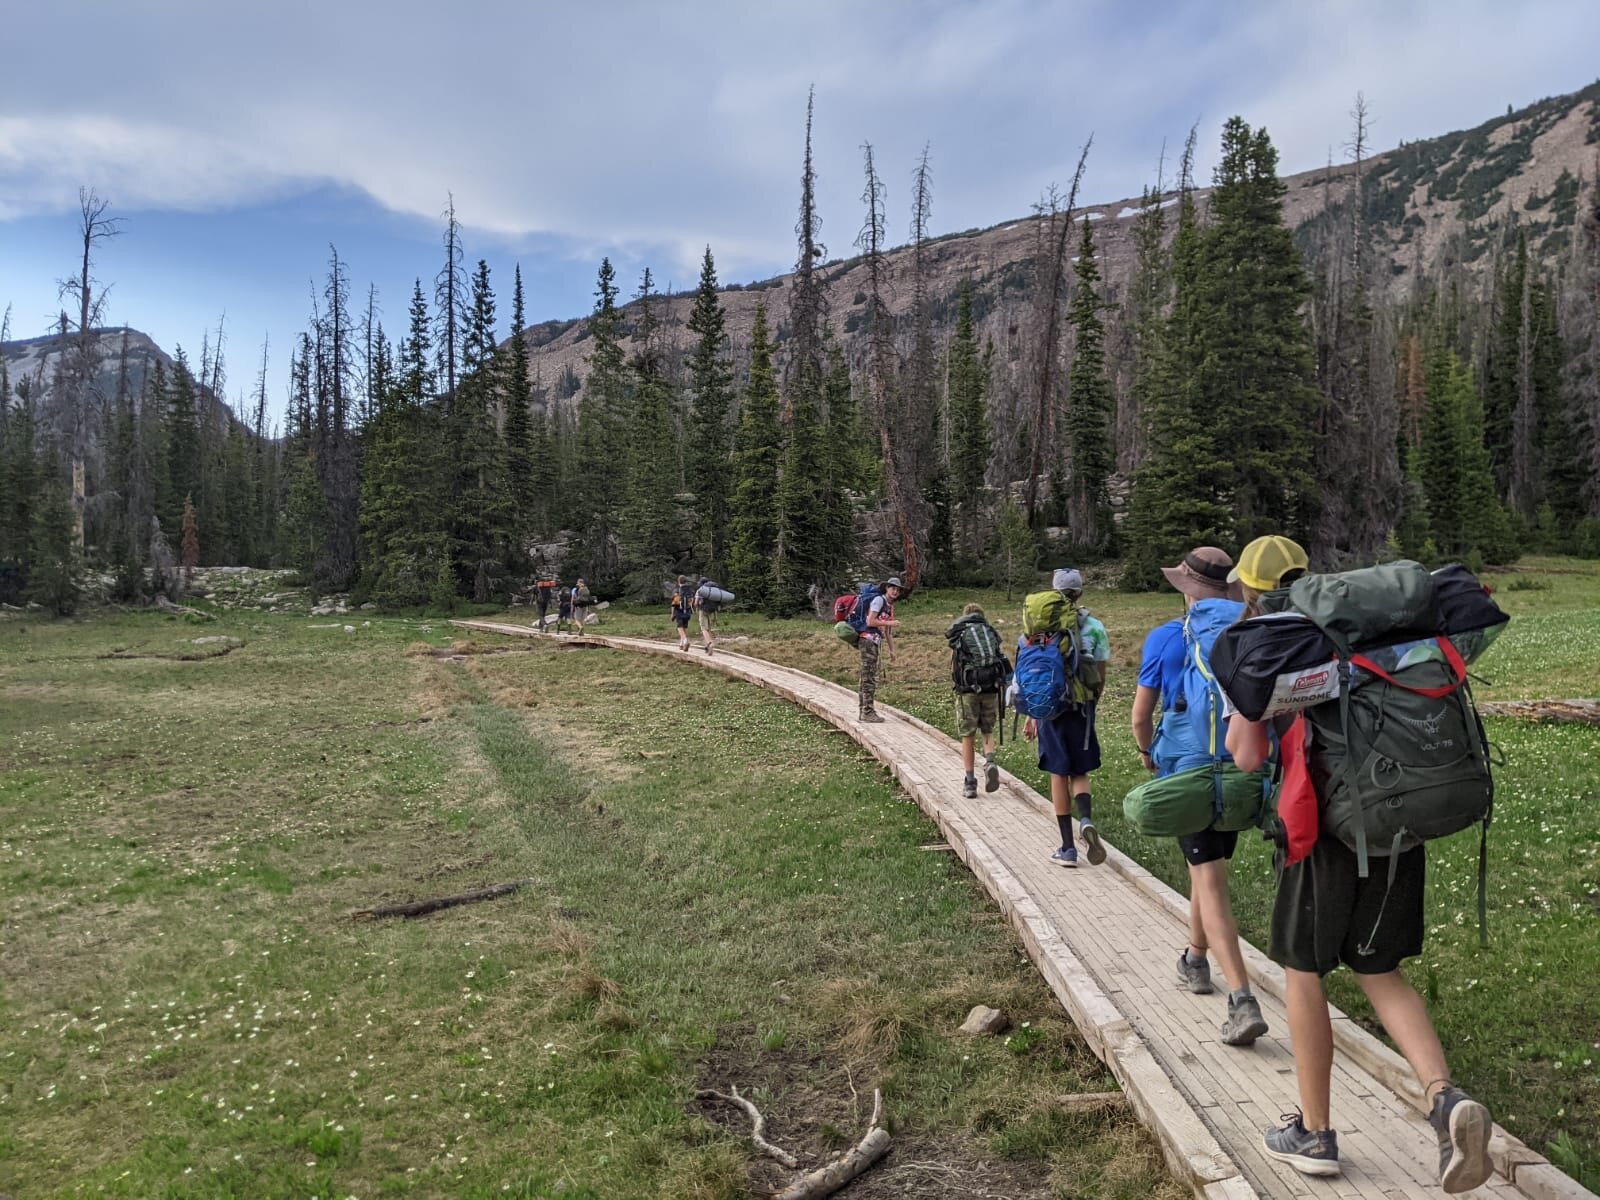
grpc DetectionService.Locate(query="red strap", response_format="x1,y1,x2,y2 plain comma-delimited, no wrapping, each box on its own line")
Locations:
1350,637,1466,698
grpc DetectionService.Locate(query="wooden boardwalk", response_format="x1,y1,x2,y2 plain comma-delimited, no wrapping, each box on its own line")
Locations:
454,620,1593,1200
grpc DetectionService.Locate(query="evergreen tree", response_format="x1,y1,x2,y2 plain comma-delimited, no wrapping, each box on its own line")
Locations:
1417,343,1515,563
817,341,860,581
220,421,254,564
947,283,990,559
25,449,79,615
686,247,734,572
570,258,626,583
0,382,39,604
1123,178,1173,471
504,265,535,544
164,348,201,536
775,357,829,613
451,259,513,601
726,304,782,613
620,271,683,591
1064,215,1116,554
990,499,1038,599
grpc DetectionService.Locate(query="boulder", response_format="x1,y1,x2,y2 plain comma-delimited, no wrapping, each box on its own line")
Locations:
958,1005,1009,1036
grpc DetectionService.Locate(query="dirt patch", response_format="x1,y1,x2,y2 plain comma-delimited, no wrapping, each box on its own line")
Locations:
691,1026,1058,1199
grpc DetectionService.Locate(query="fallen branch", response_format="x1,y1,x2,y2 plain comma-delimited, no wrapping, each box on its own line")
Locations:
774,1088,890,1200
155,595,214,619
695,1087,800,1169
1478,699,1600,726
351,879,531,922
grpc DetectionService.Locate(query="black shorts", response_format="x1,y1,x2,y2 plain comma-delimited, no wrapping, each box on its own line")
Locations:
673,612,691,628
1178,828,1239,866
1269,837,1426,977
1035,706,1102,778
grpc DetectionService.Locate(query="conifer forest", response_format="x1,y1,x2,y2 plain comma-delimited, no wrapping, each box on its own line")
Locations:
4,87,1600,616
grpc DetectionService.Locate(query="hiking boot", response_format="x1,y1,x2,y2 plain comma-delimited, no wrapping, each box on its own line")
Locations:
1263,1112,1340,1177
963,775,978,799
1177,951,1214,994
859,711,885,724
1051,846,1078,868
1429,1086,1492,1194
1221,992,1269,1046
984,758,1000,793
1079,821,1107,866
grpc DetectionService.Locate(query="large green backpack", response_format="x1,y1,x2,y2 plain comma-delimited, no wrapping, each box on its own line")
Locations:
1020,591,1103,707
1292,562,1496,937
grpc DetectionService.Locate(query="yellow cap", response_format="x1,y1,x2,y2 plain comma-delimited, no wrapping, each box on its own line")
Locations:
1227,535,1309,592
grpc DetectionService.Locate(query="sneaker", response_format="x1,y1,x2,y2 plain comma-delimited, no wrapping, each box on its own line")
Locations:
984,758,1000,793
1079,821,1107,865
1051,846,1078,868
1429,1086,1491,1194
859,711,885,724
1221,992,1269,1046
1177,950,1214,995
962,775,978,799
1263,1112,1340,1177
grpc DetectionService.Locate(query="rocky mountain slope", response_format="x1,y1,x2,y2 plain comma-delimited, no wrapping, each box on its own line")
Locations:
518,81,1600,407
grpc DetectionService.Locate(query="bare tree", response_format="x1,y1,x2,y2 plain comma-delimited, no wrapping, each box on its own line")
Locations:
1022,139,1093,525
785,86,829,417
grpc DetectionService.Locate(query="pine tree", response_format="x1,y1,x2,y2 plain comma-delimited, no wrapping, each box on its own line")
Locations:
1122,175,1173,471
571,258,626,582
164,348,201,537
990,499,1037,599
620,271,683,591
451,259,513,601
775,357,829,614
726,304,782,613
686,247,734,572
817,341,860,580
947,282,990,558
504,265,535,544
0,381,39,603
25,449,79,615
221,421,254,563
1064,215,1116,555
1417,343,1515,564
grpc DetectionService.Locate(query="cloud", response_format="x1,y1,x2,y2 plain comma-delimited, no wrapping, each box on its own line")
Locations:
2,0,1597,281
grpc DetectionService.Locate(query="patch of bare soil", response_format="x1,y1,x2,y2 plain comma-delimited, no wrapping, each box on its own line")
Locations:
691,1027,1057,1200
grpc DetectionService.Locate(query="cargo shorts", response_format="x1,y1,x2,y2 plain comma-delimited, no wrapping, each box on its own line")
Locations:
955,692,1001,738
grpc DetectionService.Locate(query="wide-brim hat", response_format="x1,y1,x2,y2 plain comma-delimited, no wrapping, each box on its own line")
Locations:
1161,547,1235,600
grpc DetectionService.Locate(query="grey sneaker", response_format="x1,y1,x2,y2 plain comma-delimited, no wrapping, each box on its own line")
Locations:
962,775,978,799
859,711,885,724
1079,821,1107,865
1429,1086,1492,1194
1264,1112,1340,1177
1177,951,1214,994
984,758,1000,793
1220,992,1269,1046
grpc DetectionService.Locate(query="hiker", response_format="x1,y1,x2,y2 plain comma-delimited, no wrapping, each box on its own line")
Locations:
670,575,695,651
856,576,904,723
695,578,734,654
534,575,556,630
1222,535,1493,1191
572,577,594,627
556,583,574,633
1130,546,1268,1047
1017,568,1109,867
947,602,1010,798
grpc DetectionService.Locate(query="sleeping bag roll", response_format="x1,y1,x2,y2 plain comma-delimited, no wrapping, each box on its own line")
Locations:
696,584,735,605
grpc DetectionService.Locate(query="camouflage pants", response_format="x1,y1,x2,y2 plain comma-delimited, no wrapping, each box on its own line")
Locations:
858,637,880,714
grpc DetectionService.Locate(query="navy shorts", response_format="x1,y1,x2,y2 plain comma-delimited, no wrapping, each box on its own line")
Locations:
1036,706,1101,777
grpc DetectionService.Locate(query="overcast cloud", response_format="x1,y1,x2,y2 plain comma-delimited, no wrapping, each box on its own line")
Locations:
2,0,1597,412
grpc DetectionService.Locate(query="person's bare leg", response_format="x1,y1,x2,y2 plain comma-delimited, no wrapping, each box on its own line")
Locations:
1190,861,1249,991
1284,968,1334,1129
1356,970,1448,1097
961,737,976,774
1050,773,1071,816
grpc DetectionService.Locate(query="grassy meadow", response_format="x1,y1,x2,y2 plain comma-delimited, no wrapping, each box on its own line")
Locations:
581,555,1600,1187
0,604,1186,1199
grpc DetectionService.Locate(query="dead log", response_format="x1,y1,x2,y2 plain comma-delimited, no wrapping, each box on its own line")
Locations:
155,595,214,620
774,1088,890,1200
1478,699,1600,726
351,879,531,922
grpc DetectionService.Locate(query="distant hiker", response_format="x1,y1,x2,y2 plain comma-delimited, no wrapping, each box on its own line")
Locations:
1016,568,1109,867
947,602,1010,798
556,584,574,633
1129,546,1268,1047
535,576,556,630
854,576,904,723
671,574,695,651
1222,535,1495,1191
572,577,594,627
696,578,735,654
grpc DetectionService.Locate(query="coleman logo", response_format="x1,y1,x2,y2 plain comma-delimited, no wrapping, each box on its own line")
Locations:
1293,670,1331,692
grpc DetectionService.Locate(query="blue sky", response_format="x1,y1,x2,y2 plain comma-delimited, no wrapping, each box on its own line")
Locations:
2,0,1598,425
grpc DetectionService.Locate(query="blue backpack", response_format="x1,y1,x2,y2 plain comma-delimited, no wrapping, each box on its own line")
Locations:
846,583,883,635
1151,598,1244,776
1013,635,1069,720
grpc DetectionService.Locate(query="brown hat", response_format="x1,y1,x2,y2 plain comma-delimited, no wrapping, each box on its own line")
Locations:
1160,546,1235,601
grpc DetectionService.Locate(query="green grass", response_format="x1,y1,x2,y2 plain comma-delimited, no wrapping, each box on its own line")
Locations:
574,556,1600,1186
0,608,1181,1199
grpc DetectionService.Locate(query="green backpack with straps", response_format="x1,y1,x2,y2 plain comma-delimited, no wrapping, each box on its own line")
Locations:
1290,562,1499,943
1020,591,1104,708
